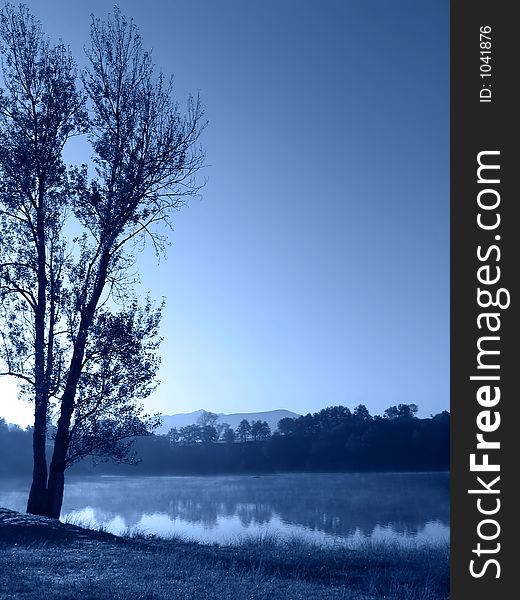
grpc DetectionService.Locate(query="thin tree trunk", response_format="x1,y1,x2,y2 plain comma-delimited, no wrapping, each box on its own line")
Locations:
26,396,48,515
45,249,111,518
45,353,85,518
45,437,66,519
26,204,48,516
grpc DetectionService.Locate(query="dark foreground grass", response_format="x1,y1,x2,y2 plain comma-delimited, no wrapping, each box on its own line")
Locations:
0,508,449,600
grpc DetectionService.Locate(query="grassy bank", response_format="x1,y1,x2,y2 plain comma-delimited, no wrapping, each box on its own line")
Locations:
0,508,449,600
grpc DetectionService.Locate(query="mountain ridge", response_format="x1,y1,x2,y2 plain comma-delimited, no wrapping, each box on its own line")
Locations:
157,409,300,435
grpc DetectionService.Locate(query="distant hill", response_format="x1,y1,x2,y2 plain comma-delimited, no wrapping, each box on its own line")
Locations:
156,409,300,435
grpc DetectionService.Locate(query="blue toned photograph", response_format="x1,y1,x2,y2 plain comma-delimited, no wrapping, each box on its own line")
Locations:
0,1,449,598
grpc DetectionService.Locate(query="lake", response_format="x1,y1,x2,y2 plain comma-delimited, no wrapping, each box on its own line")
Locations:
0,472,449,546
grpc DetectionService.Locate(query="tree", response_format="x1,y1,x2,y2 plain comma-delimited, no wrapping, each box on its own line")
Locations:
216,421,230,440
197,410,219,428
199,424,218,444
384,404,418,420
167,427,180,445
0,3,87,517
277,416,296,435
315,406,352,430
250,420,271,441
223,427,235,443
178,424,202,445
236,419,251,442
259,421,271,440
0,5,205,517
353,404,371,421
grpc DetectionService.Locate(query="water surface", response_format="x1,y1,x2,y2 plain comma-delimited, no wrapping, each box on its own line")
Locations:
0,472,449,546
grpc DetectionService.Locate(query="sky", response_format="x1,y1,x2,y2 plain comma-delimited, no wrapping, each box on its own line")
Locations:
0,0,449,427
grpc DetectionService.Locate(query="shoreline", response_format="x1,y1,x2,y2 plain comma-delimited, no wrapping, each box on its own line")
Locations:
0,507,449,600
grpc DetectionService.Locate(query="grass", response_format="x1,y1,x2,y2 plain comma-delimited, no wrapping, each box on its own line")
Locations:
0,507,449,600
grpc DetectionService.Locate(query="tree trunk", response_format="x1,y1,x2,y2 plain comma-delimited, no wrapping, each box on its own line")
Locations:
26,397,48,515
45,377,82,518
44,355,86,518
27,205,48,516
46,443,66,519
44,249,111,518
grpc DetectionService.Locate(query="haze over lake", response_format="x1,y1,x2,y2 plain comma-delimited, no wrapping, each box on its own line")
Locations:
0,472,449,546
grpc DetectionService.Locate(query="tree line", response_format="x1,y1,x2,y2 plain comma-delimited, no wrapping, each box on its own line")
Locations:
0,404,449,477
166,411,272,445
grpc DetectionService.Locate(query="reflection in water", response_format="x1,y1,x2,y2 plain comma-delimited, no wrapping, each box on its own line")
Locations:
0,472,449,546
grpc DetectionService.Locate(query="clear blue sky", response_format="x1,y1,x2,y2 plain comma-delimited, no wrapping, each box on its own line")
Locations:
1,0,449,426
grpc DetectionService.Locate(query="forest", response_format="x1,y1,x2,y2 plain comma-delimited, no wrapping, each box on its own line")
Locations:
0,404,449,477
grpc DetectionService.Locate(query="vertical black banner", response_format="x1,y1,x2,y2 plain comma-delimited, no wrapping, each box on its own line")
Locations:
452,1,519,598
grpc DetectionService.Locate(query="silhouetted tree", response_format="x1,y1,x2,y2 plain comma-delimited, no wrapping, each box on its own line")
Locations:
178,424,202,445
0,5,205,517
167,427,180,445
250,420,271,441
200,425,218,444
236,419,251,442
223,427,235,443
277,417,296,435
197,410,218,428
316,406,352,430
353,404,371,421
0,3,87,517
384,404,418,420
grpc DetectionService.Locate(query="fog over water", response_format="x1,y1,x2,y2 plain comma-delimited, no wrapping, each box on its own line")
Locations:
0,472,449,546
